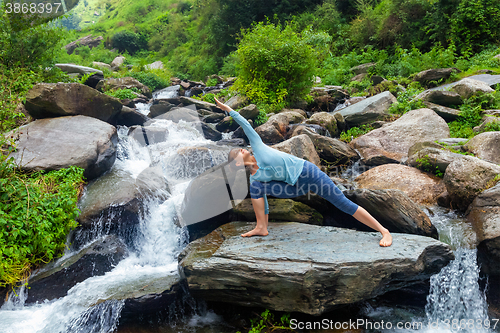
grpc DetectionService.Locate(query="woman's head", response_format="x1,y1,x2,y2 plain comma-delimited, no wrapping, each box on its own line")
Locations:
227,148,251,166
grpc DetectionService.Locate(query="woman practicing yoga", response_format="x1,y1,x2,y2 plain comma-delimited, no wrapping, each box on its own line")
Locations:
214,98,392,247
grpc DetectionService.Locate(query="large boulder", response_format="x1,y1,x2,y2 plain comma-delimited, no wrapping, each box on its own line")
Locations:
225,95,248,110
8,116,117,180
24,83,122,123
271,134,321,167
473,116,500,133
113,106,149,127
467,183,500,275
254,112,304,144
54,63,104,88
407,147,464,175
463,131,500,165
305,112,338,136
452,77,495,99
26,235,128,304
443,156,500,210
355,164,446,205
338,91,397,127
96,77,152,98
78,165,170,228
238,104,260,120
64,35,103,55
111,56,126,70
351,108,450,165
178,222,453,315
128,125,169,146
232,199,323,224
288,126,359,165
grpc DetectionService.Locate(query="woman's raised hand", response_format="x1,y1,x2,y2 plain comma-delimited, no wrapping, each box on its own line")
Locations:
214,97,232,115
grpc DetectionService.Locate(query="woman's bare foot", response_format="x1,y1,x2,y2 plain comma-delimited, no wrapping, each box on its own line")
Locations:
241,227,268,237
380,230,392,247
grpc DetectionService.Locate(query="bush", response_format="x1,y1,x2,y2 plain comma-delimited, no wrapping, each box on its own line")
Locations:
0,143,85,287
104,88,138,99
111,30,148,55
128,71,169,92
233,22,317,111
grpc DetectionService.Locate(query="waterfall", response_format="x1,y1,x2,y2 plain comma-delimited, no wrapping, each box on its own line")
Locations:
362,207,494,333
0,103,229,332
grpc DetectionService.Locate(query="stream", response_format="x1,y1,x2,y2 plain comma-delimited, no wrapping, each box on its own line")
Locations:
0,94,498,332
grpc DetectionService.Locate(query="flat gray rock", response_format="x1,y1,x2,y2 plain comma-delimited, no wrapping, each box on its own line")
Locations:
430,74,500,91
339,91,397,127
179,222,454,315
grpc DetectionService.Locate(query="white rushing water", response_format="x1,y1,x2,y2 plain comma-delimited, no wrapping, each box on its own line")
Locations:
0,106,228,332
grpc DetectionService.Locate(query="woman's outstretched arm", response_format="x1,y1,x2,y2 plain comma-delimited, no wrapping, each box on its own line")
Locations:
214,98,265,148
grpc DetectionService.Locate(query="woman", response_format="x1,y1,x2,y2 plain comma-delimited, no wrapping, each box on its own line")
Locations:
214,98,392,247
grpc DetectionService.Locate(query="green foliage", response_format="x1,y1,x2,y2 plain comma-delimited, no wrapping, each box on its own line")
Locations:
340,124,374,142
0,143,85,287
104,88,137,100
0,9,65,69
253,110,269,127
128,71,169,92
387,82,425,115
233,22,317,111
416,155,444,178
244,309,293,333
205,78,219,87
111,30,148,55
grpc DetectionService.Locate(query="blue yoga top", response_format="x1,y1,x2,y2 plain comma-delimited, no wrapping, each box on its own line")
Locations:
229,110,306,214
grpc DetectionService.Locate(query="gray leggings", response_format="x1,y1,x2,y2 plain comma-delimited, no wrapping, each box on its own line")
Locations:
250,161,359,215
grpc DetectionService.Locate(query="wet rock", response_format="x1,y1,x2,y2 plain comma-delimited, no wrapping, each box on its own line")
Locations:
355,164,445,205
199,123,223,141
8,116,117,180
413,68,456,85
232,198,323,224
179,96,224,113
128,126,168,146
148,100,175,118
24,83,122,123
423,101,460,122
443,156,500,210
463,131,500,164
305,112,338,136
467,183,500,275
114,106,149,127
414,90,463,107
216,138,246,147
26,235,128,304
216,116,239,132
96,77,152,98
452,77,495,99
77,165,170,228
271,134,321,167
178,222,453,315
64,35,103,55
351,108,450,165
338,91,397,127
202,112,225,123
